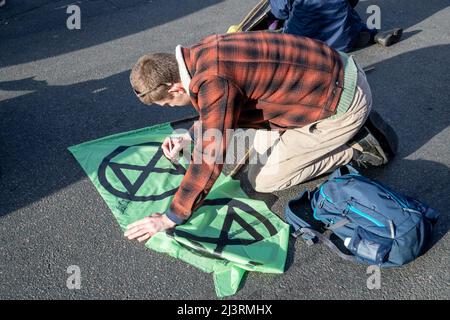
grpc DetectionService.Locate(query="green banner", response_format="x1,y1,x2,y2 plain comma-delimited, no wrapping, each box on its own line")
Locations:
68,122,289,297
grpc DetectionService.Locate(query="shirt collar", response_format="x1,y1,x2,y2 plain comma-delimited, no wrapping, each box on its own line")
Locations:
175,45,191,93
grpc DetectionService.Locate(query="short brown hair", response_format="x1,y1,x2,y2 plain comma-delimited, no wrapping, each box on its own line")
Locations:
130,53,180,104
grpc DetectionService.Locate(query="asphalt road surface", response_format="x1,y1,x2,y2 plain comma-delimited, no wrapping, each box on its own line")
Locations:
0,0,449,299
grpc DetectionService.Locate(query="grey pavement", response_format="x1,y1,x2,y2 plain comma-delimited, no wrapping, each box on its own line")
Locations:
0,0,449,299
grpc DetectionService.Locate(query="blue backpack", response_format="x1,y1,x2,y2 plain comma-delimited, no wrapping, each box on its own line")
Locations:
285,165,439,267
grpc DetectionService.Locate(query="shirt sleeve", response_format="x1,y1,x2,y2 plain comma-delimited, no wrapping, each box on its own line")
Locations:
188,119,200,141
165,77,243,225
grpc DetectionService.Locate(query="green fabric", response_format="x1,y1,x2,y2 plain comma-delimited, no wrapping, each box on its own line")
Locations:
68,122,289,297
329,52,359,119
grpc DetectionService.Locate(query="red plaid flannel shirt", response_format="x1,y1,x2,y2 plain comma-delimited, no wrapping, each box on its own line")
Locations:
166,32,345,224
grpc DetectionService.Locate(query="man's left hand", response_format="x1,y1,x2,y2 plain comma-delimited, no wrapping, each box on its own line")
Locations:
124,213,176,243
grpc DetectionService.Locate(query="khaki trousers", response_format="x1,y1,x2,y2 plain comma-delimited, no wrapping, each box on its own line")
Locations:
248,62,372,192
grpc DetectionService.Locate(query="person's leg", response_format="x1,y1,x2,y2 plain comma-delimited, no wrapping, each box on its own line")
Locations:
348,0,359,9
353,27,403,50
347,0,402,50
353,28,378,49
248,63,372,193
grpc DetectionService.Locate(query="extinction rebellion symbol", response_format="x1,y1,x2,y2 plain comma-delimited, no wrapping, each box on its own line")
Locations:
98,142,186,201
97,142,278,259
171,198,278,256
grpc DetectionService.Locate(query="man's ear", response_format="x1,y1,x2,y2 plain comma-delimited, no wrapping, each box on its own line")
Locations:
167,82,186,94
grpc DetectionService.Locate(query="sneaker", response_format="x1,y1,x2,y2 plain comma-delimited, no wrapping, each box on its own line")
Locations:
349,110,398,167
364,109,398,160
374,28,403,47
350,127,388,167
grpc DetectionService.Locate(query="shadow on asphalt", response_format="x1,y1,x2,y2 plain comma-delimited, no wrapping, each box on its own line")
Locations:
0,0,224,68
0,45,449,260
0,69,196,216
352,0,447,33
1,0,448,68
363,159,450,246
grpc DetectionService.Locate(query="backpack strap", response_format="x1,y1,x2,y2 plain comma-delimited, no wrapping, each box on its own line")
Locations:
326,218,351,230
286,189,358,263
285,191,313,229
285,191,316,245
329,164,360,179
297,227,359,263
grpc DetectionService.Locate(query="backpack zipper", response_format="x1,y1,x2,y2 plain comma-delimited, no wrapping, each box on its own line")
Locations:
337,174,409,208
352,175,408,208
319,184,386,228
347,204,385,227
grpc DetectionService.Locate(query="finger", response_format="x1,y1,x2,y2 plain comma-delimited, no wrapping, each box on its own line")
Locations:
161,138,170,148
174,137,185,149
126,214,161,233
124,226,142,237
126,228,149,240
168,149,177,158
169,143,182,158
137,233,152,243
162,137,174,153
126,217,149,230
162,143,171,159
163,149,172,160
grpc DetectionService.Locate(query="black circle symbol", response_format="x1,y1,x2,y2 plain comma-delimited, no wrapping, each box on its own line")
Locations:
170,198,278,255
98,142,186,201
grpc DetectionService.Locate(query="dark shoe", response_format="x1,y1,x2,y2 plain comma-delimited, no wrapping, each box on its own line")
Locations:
374,28,403,47
364,109,398,160
349,110,398,167
354,31,373,49
350,127,388,167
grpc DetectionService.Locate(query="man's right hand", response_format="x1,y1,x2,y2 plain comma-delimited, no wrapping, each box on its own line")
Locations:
162,133,191,161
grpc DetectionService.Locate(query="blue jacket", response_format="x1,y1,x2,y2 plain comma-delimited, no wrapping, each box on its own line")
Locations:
270,0,374,52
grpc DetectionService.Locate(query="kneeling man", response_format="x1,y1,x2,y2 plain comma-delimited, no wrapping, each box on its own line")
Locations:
125,32,396,242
